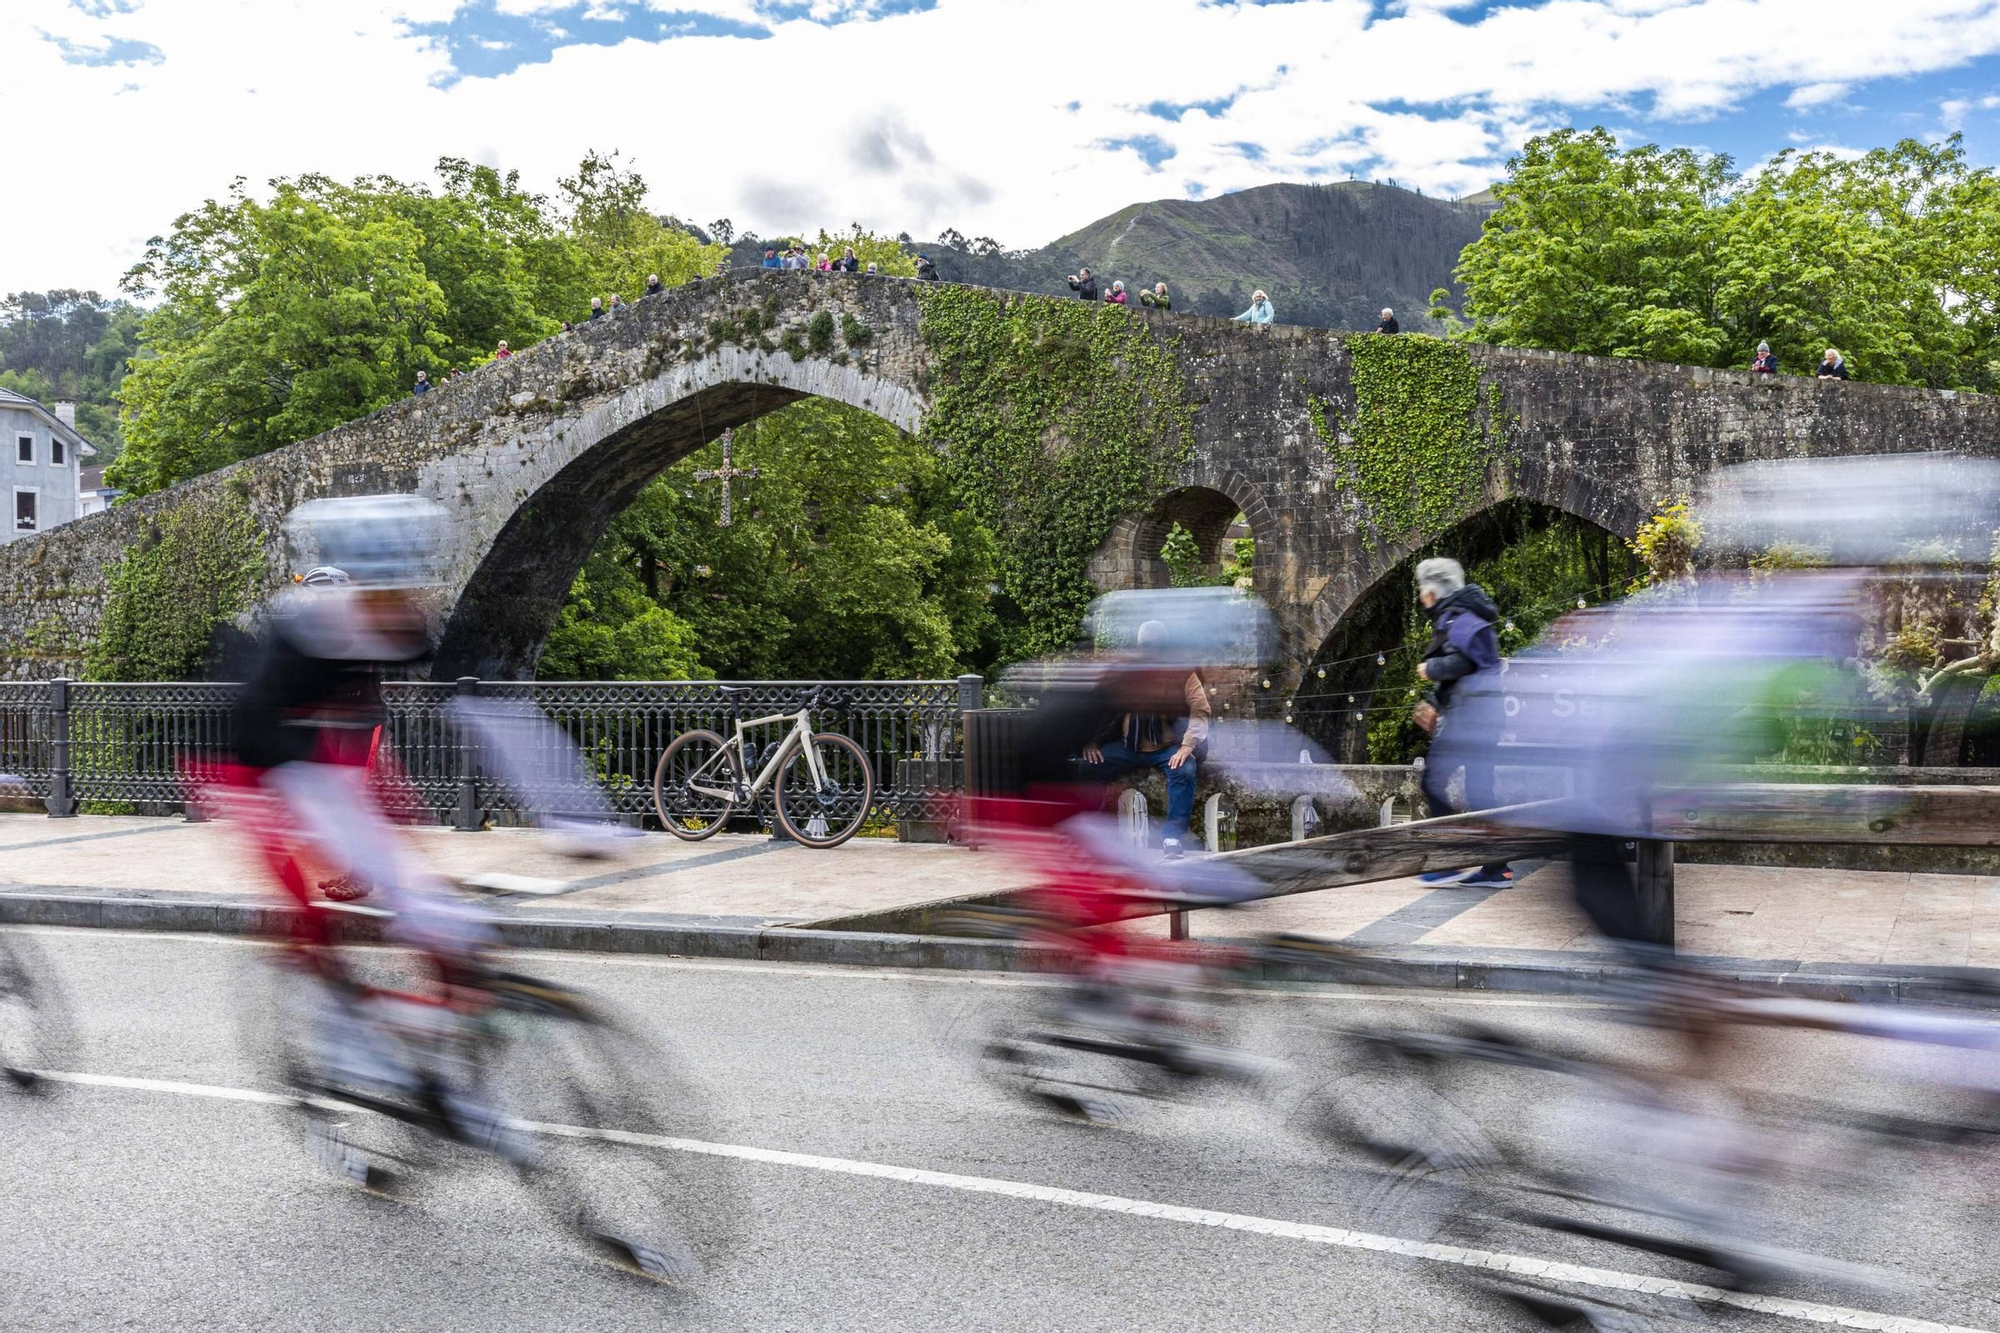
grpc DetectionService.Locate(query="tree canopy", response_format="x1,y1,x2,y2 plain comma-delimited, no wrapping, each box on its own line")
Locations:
1442,129,2000,389
0,290,142,459
540,398,1000,681
109,153,729,496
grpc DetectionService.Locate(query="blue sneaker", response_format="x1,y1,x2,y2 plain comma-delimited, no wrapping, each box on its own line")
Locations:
1459,869,1514,889
1417,868,1478,885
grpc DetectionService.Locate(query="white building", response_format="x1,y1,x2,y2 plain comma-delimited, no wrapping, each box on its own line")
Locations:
0,388,100,543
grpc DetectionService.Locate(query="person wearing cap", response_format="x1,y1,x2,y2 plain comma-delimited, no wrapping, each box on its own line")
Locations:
1751,341,1777,375
1412,557,1511,888
1079,620,1212,860
493,340,511,359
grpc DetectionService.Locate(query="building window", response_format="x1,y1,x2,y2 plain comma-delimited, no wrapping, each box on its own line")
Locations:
15,436,31,465
51,438,65,467
14,488,37,532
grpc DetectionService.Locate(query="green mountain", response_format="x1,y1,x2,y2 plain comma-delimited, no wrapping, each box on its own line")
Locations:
725,181,1492,331
1048,182,1495,330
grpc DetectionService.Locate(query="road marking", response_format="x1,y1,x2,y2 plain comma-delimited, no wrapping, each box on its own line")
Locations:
33,1067,1991,1333
0,823,196,853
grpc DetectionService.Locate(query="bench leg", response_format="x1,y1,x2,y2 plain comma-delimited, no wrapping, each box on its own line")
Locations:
1635,840,1675,949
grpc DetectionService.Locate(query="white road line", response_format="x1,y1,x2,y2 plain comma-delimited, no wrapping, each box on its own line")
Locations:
33,1067,1992,1333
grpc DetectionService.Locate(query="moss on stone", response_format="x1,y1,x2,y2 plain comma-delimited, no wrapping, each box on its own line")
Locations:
85,490,263,681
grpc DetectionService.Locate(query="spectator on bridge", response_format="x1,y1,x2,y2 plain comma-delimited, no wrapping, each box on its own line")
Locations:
835,248,860,273
493,340,511,360
915,254,941,282
412,370,430,396
1375,308,1400,335
645,274,664,298
1412,557,1511,889
1080,620,1213,861
865,262,880,275
589,296,605,321
1139,282,1171,311
815,254,834,272
1752,341,1778,375
761,247,781,269
1106,280,1129,305
1067,267,1099,301
1235,291,1275,324
1817,348,1849,380
609,294,624,313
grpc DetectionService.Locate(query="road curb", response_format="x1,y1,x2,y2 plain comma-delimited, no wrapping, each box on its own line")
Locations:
0,889,1984,1006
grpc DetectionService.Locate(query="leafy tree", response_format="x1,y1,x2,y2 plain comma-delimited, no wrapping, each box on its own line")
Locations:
110,155,728,496
540,399,1000,681
0,290,142,458
1443,129,2000,390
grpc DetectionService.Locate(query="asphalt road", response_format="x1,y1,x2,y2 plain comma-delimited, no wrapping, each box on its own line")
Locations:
2,925,1996,1332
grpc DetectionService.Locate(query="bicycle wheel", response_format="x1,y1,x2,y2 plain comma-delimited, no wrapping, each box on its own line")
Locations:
652,729,740,840
0,930,73,1091
773,732,874,847
477,983,742,1285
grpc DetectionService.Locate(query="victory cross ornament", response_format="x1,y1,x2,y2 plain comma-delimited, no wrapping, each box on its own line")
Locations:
693,428,759,527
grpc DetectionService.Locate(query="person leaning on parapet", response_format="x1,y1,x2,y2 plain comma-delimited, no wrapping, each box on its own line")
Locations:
1235,290,1274,324
644,273,664,298
834,247,860,273
1751,341,1778,375
1375,307,1400,335
1411,557,1512,889
1105,280,1129,305
1079,620,1213,861
760,247,781,269
588,296,605,320
1817,347,1850,381
1067,267,1099,301
915,253,941,282
412,370,430,396
1139,282,1171,311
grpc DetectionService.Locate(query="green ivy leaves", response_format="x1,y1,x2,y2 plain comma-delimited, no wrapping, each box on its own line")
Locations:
914,287,1195,659
85,489,263,681
1333,335,1493,539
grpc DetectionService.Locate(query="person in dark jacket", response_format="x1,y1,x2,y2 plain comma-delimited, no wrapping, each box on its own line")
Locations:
1375,307,1400,335
1751,341,1777,375
644,274,664,298
1067,267,1098,301
412,370,429,396
1412,557,1511,887
834,248,860,273
915,254,941,282
1817,348,1849,380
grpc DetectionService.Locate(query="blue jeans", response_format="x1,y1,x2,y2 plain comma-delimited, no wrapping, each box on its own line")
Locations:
1082,741,1197,841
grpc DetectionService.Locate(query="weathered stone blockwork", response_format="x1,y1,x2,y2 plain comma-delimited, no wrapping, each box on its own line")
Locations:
3,271,1996,683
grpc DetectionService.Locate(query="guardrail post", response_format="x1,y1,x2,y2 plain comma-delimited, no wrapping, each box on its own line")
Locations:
1635,840,1675,948
453,676,482,832
47,677,75,819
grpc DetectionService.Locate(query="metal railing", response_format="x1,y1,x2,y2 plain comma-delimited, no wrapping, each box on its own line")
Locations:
0,676,984,833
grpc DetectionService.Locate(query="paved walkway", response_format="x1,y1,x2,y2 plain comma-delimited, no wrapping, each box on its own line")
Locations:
4,813,1999,969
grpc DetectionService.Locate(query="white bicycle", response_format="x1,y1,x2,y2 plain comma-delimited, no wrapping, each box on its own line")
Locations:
651,685,876,848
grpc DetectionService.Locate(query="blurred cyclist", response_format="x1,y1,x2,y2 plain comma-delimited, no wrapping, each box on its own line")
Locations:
227,496,491,976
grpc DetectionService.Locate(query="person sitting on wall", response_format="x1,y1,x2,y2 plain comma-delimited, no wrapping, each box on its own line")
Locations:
1079,621,1212,861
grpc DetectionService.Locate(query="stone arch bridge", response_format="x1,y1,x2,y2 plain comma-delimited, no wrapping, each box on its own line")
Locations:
5,271,1998,687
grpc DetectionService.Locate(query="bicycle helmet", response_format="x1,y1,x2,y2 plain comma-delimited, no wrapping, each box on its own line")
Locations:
296,565,351,588
284,495,447,589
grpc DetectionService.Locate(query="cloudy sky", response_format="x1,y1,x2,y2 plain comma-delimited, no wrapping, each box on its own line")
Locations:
9,0,2000,294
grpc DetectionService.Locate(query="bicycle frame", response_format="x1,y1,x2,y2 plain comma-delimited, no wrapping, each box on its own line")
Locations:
684,707,827,801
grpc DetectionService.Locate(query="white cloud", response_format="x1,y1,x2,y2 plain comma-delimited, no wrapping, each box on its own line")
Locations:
1941,92,2000,129
9,0,2000,293
1785,81,1849,108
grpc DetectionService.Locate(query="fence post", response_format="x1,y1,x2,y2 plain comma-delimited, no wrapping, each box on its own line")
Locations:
453,676,482,832
956,673,984,716
47,677,75,819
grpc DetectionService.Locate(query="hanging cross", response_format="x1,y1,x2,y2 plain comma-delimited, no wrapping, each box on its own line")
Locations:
692,428,759,527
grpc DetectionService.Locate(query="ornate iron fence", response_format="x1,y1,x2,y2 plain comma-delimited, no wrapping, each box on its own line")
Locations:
0,676,982,833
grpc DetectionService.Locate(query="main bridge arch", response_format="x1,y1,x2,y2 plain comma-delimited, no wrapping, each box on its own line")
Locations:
6,270,2000,684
